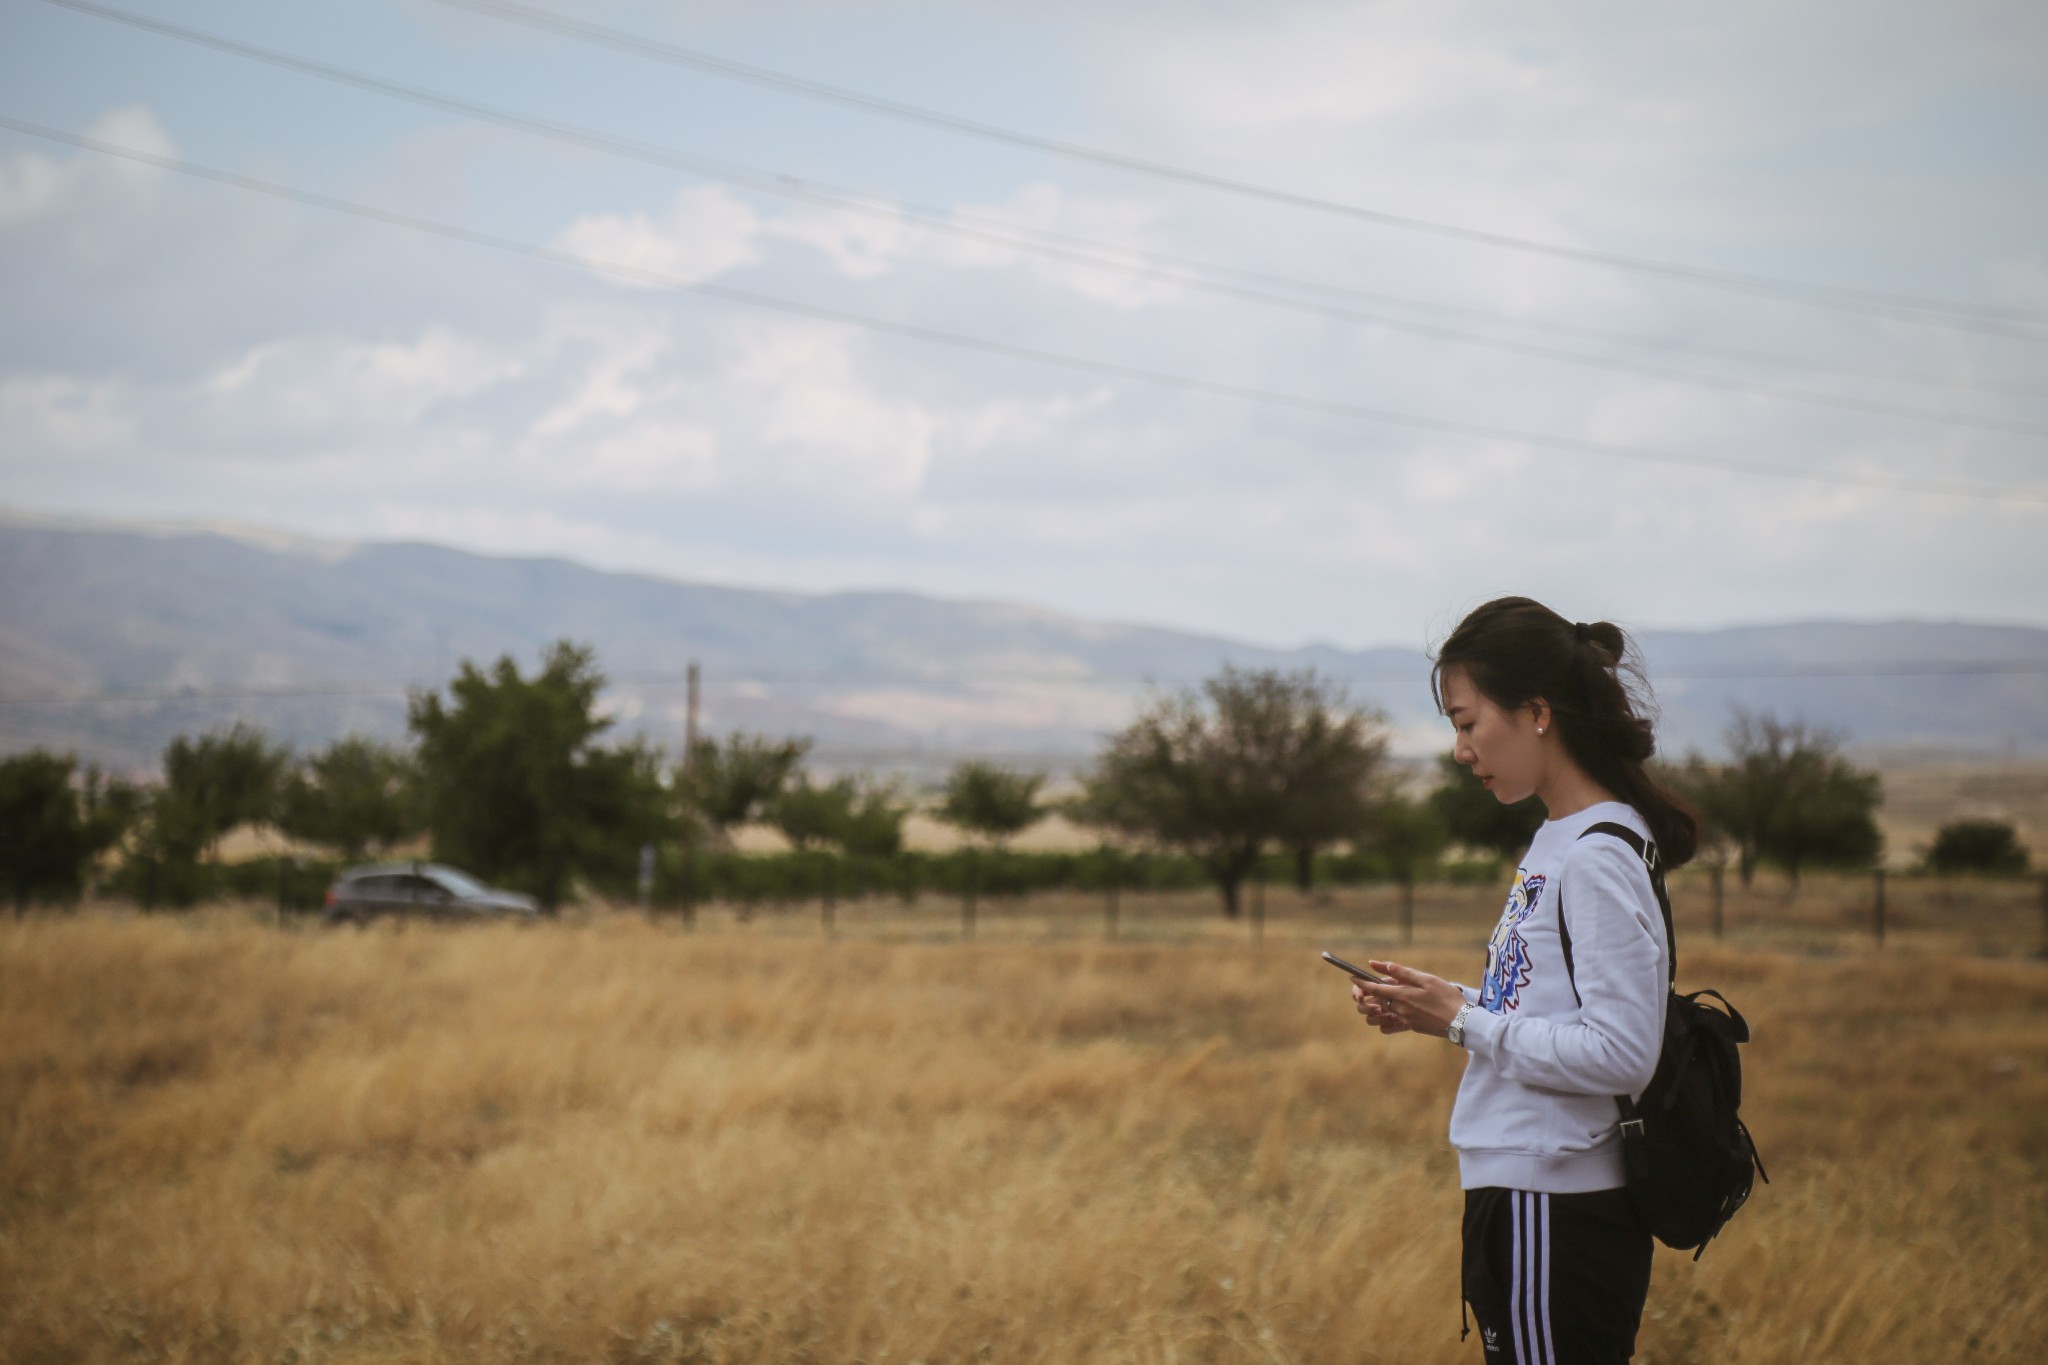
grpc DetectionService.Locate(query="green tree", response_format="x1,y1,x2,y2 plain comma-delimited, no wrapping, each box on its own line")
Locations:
1360,791,1449,883
1925,818,2029,876
771,776,852,851
838,782,910,858
771,774,907,857
277,737,421,860
1769,761,1883,886
1685,711,1883,888
1085,667,1386,917
148,723,289,865
938,761,1044,846
1357,790,1449,943
681,733,811,842
0,752,132,912
409,642,667,909
1427,753,1544,861
1275,707,1389,890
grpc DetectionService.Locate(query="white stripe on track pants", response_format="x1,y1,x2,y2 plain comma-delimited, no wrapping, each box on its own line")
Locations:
1461,1186,1653,1364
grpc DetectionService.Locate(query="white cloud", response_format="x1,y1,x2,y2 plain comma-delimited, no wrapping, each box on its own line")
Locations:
765,198,913,281
552,184,765,286
199,328,524,431
1,0,2044,655
0,106,175,226
720,320,939,498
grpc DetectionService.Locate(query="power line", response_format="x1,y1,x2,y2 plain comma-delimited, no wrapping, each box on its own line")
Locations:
48,0,2048,398
44,0,2048,436
6,659,2046,707
5,117,2045,508
418,0,2048,335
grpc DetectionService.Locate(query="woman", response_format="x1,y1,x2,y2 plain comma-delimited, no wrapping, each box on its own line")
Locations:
1349,597,1696,1365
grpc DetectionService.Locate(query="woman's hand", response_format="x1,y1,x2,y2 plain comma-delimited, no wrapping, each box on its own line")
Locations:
1353,961,1467,1039
1350,975,1412,1034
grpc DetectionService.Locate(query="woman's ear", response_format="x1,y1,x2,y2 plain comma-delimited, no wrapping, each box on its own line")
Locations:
1528,698,1551,736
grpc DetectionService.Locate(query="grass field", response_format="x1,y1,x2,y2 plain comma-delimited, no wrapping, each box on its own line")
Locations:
4,888,2046,1364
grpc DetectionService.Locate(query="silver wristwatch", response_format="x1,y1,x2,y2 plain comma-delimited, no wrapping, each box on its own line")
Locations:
1446,1002,1475,1048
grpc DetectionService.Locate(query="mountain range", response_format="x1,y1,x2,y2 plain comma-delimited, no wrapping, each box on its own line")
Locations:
4,509,2046,774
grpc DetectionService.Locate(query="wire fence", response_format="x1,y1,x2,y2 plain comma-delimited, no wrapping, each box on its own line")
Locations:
65,865,2048,962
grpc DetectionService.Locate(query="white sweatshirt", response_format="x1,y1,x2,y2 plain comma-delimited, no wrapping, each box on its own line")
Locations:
1450,801,1669,1193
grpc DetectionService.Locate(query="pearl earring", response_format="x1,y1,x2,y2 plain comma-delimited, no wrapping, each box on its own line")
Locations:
1537,726,1546,735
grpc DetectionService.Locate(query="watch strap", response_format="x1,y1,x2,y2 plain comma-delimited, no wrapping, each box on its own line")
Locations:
1448,1002,1475,1047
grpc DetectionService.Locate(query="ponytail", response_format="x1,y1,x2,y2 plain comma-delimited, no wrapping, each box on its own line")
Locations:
1432,597,1698,866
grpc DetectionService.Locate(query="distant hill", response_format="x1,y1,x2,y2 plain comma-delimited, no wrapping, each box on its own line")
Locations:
4,510,2046,773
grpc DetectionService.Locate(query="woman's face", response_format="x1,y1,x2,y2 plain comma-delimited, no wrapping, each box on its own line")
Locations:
1440,665,1546,806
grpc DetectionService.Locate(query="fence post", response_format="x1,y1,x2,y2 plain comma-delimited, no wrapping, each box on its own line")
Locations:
1400,873,1416,947
681,658,700,931
680,844,697,931
1872,868,1887,947
1104,848,1119,941
2037,873,2047,959
1710,864,1725,941
637,843,655,916
276,854,292,927
822,855,837,938
1252,858,1266,947
962,849,978,942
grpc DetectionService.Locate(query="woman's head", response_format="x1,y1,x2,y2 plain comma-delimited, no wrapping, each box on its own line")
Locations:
1432,596,1697,865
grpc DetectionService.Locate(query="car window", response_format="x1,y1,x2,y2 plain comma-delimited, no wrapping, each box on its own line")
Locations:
403,876,449,900
349,875,403,896
427,867,489,898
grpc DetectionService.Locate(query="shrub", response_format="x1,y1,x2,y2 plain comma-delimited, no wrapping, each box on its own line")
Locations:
1925,819,2030,876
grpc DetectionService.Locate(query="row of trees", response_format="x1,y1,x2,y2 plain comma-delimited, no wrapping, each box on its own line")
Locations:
3,639,2026,916
0,645,1029,911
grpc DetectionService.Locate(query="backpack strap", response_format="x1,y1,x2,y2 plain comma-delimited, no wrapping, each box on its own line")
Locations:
1558,821,1677,989
1556,821,1678,1147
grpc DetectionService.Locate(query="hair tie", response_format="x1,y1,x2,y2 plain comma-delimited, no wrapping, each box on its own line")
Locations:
1574,621,1592,643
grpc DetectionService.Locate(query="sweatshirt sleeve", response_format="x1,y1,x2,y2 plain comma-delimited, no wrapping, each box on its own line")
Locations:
1459,837,1666,1097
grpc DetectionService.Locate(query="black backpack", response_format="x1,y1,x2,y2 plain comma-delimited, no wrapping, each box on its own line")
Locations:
1559,822,1767,1258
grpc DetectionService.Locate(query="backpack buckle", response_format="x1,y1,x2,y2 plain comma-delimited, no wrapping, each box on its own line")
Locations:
1620,1118,1646,1140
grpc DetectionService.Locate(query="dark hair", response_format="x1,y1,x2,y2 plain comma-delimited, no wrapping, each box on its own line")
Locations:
1431,596,1698,866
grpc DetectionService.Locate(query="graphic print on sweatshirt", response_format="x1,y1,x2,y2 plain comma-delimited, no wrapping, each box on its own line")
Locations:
1478,870,1546,1012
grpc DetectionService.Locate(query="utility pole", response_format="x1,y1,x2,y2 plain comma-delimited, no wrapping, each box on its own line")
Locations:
681,660,700,930
1710,864,1725,941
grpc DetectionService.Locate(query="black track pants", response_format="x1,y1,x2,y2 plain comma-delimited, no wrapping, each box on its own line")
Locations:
1461,1186,1653,1364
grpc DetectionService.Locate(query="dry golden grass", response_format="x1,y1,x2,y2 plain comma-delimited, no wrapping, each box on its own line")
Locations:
3,897,2046,1364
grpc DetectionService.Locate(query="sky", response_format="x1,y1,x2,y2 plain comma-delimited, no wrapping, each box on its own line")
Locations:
2,0,2045,652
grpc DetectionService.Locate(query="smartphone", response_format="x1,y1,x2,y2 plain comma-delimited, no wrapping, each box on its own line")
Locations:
1321,950,1388,984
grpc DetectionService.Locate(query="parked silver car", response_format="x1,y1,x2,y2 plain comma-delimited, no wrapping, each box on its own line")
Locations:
322,863,540,924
